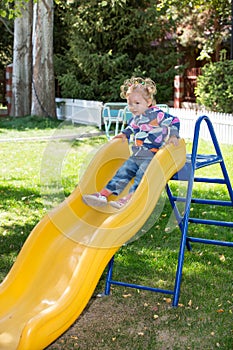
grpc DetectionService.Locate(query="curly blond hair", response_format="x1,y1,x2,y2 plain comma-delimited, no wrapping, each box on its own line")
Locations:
120,77,157,103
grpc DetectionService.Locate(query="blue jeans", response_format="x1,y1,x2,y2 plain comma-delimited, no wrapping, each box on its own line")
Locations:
106,150,154,195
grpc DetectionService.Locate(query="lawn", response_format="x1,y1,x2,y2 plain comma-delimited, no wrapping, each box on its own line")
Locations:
0,116,232,350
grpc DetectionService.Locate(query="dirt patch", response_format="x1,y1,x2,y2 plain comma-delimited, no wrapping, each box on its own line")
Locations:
47,289,188,350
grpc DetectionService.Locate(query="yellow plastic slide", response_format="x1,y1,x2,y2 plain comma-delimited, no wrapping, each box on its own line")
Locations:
0,138,186,350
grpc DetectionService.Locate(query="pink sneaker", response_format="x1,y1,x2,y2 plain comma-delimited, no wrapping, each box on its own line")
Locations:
109,194,132,209
82,192,108,207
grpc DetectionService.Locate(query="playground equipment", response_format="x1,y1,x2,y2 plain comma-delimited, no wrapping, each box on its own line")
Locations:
104,115,233,306
0,115,231,349
0,138,186,349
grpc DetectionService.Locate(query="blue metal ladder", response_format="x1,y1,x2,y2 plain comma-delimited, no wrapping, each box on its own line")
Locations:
104,115,233,306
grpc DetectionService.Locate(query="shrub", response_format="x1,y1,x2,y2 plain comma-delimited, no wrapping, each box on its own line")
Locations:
56,50,181,104
54,1,183,104
195,60,233,113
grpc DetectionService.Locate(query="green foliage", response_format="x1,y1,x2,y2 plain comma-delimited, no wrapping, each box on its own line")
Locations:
195,60,233,113
0,22,13,70
55,0,182,103
0,0,29,19
0,2,14,69
159,0,232,62
0,0,15,19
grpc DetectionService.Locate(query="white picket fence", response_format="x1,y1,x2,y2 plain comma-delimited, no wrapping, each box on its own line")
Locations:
56,98,103,129
169,108,233,145
57,98,233,145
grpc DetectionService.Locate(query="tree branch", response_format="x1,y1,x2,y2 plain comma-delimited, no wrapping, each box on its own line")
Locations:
0,16,14,35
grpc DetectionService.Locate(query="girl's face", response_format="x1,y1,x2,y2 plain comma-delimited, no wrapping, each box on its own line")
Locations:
127,91,152,116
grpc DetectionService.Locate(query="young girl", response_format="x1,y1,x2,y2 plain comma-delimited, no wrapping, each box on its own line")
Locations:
82,76,180,209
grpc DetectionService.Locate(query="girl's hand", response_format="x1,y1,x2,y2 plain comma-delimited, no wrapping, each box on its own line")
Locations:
167,135,179,146
113,133,127,142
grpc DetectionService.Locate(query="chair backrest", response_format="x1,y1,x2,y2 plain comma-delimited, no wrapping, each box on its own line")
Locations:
156,104,169,113
122,103,170,125
102,102,128,120
102,102,170,137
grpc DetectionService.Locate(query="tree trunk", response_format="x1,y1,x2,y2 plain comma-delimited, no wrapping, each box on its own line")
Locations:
31,0,55,117
11,0,33,117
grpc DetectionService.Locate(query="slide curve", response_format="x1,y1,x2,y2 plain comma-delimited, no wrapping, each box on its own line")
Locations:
0,138,186,349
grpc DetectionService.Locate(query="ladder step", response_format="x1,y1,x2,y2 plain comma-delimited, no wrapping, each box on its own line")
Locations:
192,154,223,169
172,154,223,180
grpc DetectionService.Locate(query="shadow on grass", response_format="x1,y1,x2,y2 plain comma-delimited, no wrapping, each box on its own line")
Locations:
0,221,34,256
106,197,232,300
0,115,60,132
0,183,44,276
0,183,42,207
0,219,38,281
101,229,233,337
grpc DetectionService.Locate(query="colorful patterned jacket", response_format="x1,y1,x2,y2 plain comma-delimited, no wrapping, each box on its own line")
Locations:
122,106,180,153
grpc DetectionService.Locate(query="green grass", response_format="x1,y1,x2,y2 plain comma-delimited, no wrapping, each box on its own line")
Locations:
0,115,61,138
0,116,232,350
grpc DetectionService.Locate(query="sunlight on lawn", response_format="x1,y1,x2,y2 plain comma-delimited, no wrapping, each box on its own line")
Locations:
0,120,232,350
